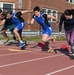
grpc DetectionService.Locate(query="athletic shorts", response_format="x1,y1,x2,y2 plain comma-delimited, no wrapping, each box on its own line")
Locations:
7,24,15,31
15,22,26,31
1,24,15,32
42,26,52,36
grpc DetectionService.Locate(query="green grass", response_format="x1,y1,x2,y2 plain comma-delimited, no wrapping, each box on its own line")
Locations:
55,36,66,41
22,36,42,42
0,36,66,42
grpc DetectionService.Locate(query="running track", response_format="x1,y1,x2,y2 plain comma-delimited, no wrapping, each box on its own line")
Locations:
0,41,74,75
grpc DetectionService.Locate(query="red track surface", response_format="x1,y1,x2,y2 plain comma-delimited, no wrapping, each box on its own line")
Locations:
0,41,74,75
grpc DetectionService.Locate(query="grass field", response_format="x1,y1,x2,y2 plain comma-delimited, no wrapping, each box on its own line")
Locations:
0,36,66,42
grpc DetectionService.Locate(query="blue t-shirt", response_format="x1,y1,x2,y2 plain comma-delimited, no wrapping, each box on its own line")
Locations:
33,13,51,30
9,12,25,25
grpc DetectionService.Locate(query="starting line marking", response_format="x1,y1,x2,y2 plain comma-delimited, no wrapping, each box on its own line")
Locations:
0,54,64,68
0,49,41,57
8,48,30,52
45,65,74,75
0,52,25,57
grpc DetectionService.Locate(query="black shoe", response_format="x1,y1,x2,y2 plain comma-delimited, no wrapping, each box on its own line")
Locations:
13,36,16,41
23,40,27,45
70,55,74,59
42,46,49,51
4,39,10,44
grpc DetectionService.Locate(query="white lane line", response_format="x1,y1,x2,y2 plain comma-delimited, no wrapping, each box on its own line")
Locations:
0,54,63,68
45,65,74,75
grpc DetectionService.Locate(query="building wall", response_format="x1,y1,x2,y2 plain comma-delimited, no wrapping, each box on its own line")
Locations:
0,0,74,31
0,0,30,30
30,0,74,31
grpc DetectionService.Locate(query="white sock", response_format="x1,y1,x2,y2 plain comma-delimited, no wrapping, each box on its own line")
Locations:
20,41,23,43
72,54,74,56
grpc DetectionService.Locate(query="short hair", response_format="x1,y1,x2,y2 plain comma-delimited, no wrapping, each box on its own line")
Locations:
71,9,74,17
2,11,7,17
64,9,72,16
0,9,2,13
7,10,12,15
33,6,40,12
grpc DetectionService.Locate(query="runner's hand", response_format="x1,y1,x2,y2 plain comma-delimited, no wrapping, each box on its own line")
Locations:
56,20,59,26
59,32,62,37
27,19,30,25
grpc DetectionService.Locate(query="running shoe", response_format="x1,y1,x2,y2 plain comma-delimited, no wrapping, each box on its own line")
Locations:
19,42,25,48
42,46,49,51
51,35,56,44
48,46,54,53
4,39,10,44
70,54,74,59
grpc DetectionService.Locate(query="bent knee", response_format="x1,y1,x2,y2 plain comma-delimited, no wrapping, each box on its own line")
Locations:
13,28,18,33
42,38,47,42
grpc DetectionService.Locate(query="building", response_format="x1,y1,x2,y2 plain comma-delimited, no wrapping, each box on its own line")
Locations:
0,0,74,31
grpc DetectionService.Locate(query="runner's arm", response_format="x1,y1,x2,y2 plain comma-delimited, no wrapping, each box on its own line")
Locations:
16,10,33,17
47,15,58,23
59,14,65,36
21,10,33,14
59,14,64,32
28,18,35,25
0,19,6,26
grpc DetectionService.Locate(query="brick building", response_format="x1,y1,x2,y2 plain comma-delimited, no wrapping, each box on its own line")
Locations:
0,0,74,31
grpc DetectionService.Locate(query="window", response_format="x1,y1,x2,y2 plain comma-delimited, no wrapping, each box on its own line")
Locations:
42,8,58,22
66,0,74,4
0,2,15,11
3,4,13,11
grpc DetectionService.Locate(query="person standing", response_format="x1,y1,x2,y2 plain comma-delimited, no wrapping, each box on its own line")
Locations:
59,9,74,59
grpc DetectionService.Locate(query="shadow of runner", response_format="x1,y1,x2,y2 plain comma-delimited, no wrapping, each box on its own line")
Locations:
54,48,71,57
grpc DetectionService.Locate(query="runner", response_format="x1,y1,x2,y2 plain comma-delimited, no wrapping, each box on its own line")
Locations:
6,10,32,49
59,9,74,59
0,11,16,44
28,6,58,52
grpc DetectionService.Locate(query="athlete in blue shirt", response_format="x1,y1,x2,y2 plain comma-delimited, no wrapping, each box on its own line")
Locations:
6,10,32,49
0,11,16,44
29,6,58,52
59,9,74,59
